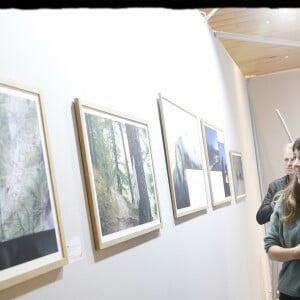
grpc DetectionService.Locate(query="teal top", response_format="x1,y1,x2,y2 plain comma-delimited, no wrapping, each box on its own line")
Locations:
264,200,300,297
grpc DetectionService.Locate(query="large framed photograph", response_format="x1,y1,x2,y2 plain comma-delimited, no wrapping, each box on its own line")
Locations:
74,99,161,249
0,82,67,290
158,95,208,218
229,151,246,201
201,120,231,206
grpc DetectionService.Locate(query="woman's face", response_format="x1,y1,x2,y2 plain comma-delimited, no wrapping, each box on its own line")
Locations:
293,148,300,184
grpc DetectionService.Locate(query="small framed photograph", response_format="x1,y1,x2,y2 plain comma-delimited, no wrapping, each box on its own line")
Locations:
201,120,231,206
158,95,209,218
74,99,161,249
0,82,67,290
229,151,246,201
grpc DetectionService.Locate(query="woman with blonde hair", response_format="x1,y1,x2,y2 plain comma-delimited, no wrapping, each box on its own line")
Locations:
265,138,300,300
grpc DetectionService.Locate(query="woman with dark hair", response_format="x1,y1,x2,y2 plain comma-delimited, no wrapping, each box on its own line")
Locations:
265,138,300,300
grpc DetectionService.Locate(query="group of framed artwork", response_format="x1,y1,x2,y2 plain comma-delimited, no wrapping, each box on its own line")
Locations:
159,95,246,217
0,82,246,291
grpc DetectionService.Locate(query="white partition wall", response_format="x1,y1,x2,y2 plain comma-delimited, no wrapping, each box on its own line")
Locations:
247,69,300,194
0,9,266,300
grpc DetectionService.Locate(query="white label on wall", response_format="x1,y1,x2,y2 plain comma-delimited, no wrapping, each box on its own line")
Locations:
66,236,84,263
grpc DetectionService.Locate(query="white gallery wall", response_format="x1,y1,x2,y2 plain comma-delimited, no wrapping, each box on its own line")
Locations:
247,69,300,196
0,9,266,300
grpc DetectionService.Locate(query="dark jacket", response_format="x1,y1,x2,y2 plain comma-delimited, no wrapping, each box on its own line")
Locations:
256,175,290,225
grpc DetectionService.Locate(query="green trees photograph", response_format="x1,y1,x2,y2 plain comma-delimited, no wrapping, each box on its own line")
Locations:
84,112,159,236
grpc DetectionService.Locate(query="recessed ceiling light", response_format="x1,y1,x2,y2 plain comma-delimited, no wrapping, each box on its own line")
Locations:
285,55,289,59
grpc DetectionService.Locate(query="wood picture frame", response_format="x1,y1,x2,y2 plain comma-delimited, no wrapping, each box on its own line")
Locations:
74,99,161,249
0,81,67,290
158,95,209,218
201,120,232,206
229,151,246,201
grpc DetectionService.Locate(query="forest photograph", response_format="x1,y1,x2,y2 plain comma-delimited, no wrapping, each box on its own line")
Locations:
76,100,161,248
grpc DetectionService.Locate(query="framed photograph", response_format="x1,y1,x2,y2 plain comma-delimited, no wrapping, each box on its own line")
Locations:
74,99,161,249
0,82,67,290
230,151,246,201
158,95,208,218
201,120,231,206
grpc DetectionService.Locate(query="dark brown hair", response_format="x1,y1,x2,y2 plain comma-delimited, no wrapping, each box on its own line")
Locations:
281,138,300,223
293,138,300,152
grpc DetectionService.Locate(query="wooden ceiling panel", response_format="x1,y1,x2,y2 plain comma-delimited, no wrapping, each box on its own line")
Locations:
200,8,300,76
220,39,300,76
